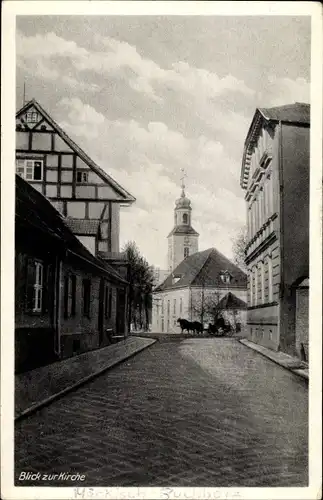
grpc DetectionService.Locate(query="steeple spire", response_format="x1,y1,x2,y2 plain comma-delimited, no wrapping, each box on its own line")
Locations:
180,168,187,197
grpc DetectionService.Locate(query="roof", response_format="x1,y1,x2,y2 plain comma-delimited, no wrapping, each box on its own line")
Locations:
240,102,310,189
65,218,100,236
16,99,136,204
15,175,127,283
167,225,199,237
218,292,247,310
259,103,310,124
154,248,247,292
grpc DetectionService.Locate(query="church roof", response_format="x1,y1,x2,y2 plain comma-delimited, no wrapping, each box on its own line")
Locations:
154,248,247,292
218,292,247,310
167,225,199,237
16,99,136,203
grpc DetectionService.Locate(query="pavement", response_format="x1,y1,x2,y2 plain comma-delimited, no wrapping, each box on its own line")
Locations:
15,336,156,420
15,337,308,487
239,338,309,380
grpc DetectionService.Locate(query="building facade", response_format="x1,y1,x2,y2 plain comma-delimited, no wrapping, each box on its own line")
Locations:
16,99,135,261
240,103,310,359
15,99,136,372
152,248,247,333
15,176,129,373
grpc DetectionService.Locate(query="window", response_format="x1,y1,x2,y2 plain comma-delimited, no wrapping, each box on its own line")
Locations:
26,112,39,123
64,274,76,318
16,159,43,181
184,247,189,258
253,266,258,306
33,261,43,312
267,256,273,302
105,286,113,319
76,171,89,183
249,269,253,306
167,300,170,316
180,298,183,314
82,278,91,318
173,319,177,326
173,299,176,315
183,213,188,224
161,319,164,332
220,271,231,284
260,261,265,304
25,259,49,314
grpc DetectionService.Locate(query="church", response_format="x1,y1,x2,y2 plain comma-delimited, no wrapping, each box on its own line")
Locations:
151,180,247,333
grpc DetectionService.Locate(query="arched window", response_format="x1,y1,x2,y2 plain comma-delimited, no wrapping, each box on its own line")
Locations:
183,213,188,224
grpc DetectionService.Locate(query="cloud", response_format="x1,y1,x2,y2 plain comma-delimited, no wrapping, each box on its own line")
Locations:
16,31,99,93
17,30,255,104
260,75,310,107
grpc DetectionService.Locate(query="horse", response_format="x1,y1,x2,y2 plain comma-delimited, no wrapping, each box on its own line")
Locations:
177,318,194,333
191,321,203,334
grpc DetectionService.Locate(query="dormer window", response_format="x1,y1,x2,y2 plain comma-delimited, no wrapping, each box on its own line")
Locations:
26,112,39,123
183,213,188,224
76,171,89,183
220,271,232,284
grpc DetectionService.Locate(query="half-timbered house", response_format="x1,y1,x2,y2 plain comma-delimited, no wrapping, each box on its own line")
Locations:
15,175,129,373
15,99,136,371
15,99,135,262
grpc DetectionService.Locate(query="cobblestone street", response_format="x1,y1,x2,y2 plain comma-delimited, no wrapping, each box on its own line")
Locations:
15,338,308,487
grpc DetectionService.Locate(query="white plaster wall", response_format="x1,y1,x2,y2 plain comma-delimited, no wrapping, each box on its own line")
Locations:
169,234,199,271
77,235,96,255
152,288,191,333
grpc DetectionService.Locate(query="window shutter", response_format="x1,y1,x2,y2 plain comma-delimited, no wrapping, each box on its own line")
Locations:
25,258,36,312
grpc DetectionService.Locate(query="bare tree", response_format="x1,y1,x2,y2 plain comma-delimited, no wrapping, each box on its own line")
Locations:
232,227,248,272
190,289,221,325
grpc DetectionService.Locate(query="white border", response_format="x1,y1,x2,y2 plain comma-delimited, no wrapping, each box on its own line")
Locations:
1,2,322,500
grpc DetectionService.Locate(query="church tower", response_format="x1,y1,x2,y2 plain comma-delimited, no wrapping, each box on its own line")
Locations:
167,173,199,273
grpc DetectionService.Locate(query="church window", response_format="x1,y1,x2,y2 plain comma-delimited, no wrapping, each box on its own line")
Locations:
16,158,43,181
76,171,89,183
167,300,170,316
184,247,189,258
173,299,176,314
183,213,188,224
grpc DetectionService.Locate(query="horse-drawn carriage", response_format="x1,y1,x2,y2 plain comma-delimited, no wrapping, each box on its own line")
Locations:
177,317,232,336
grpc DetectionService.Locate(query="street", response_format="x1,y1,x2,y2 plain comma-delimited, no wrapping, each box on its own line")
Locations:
15,338,308,487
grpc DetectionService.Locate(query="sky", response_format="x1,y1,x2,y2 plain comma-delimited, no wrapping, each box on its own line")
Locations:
16,15,311,268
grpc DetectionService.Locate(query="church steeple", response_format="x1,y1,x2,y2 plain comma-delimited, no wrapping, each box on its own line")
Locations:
167,171,199,272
